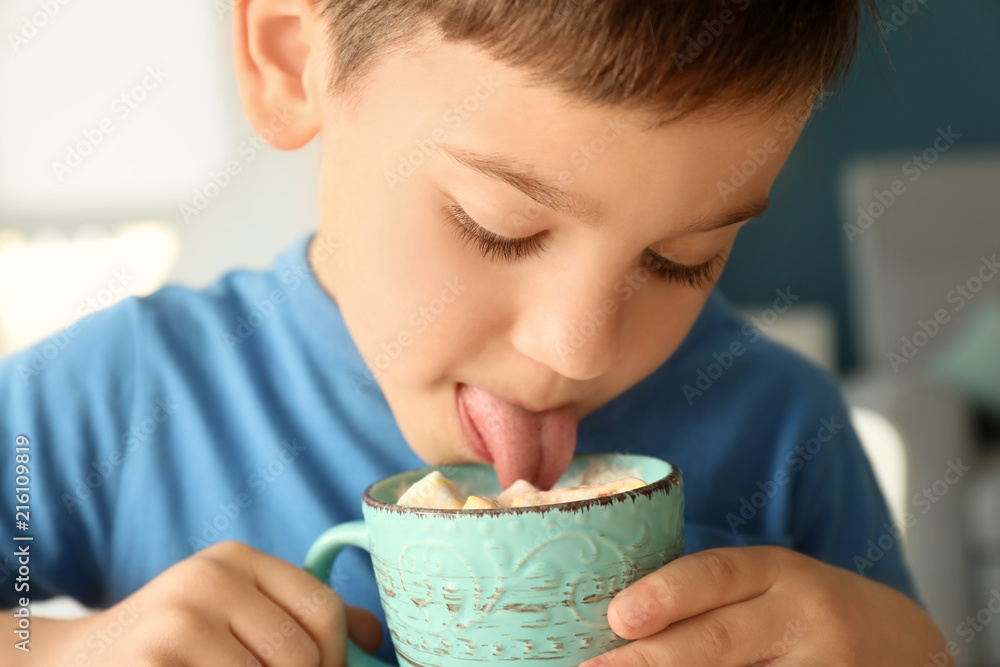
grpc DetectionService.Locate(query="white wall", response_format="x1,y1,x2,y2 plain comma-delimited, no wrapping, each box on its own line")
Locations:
1,0,320,301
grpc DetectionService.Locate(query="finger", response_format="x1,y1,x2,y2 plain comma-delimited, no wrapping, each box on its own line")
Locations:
197,542,346,664
608,546,782,639
345,606,383,655
152,616,265,667
584,594,800,667
197,633,266,667
230,590,323,667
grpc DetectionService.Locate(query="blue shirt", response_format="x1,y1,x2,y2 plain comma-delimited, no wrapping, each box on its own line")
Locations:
0,234,916,663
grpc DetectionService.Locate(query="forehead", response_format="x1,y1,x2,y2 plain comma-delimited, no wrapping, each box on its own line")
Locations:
332,35,810,224
334,30,818,137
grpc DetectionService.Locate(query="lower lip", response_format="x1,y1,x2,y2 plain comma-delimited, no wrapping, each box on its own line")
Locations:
455,384,493,463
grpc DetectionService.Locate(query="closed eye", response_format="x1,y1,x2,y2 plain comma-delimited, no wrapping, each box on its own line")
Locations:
642,247,728,289
445,204,546,262
445,203,728,288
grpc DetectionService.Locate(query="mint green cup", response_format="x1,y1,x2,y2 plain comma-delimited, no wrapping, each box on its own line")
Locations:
305,453,684,666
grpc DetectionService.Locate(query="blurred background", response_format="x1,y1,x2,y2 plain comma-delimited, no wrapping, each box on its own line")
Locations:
1,0,998,663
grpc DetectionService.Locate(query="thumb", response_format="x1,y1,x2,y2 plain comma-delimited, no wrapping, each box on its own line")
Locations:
345,605,384,656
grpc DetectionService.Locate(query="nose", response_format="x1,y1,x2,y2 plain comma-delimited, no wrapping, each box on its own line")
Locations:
510,270,625,381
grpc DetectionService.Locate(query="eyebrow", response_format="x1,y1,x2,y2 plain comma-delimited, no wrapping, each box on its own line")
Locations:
439,143,769,234
674,197,770,234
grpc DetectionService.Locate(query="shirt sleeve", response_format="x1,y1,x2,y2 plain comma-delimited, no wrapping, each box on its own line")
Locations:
0,299,139,609
785,375,920,604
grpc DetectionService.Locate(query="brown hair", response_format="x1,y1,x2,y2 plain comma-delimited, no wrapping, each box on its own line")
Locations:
312,0,878,123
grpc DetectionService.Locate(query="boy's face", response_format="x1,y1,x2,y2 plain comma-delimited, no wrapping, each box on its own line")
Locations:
241,9,808,488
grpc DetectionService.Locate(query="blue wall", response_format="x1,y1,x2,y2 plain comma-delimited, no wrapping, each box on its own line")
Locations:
718,1,1000,371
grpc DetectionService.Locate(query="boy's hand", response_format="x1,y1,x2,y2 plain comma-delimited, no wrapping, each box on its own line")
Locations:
35,540,381,666
582,546,950,667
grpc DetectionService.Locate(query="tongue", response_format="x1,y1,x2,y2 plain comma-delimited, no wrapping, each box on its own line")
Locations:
458,384,577,490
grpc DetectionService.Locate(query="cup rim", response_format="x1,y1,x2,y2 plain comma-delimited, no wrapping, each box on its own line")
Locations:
362,453,682,517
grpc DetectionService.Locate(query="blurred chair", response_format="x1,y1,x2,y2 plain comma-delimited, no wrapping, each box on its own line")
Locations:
734,305,914,538
851,405,910,538
0,222,180,356
27,597,94,620
0,0,320,297
735,305,838,372
839,148,1000,666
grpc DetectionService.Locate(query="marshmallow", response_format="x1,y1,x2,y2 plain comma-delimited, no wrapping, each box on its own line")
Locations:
396,471,466,510
462,495,501,510
508,477,647,507
396,471,647,510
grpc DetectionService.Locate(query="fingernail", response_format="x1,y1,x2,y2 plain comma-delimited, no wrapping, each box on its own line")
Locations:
614,594,645,630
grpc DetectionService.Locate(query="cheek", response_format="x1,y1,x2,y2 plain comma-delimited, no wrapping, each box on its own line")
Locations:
346,184,500,384
619,284,710,374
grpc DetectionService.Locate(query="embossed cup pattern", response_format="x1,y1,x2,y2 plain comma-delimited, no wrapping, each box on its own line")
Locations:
306,453,684,667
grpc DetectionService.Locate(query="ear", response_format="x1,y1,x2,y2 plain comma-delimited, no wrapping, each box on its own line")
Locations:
232,0,325,150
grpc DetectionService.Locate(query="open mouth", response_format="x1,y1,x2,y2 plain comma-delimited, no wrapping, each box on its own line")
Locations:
454,382,578,490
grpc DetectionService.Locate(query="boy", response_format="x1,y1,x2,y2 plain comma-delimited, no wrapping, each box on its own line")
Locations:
1,0,949,664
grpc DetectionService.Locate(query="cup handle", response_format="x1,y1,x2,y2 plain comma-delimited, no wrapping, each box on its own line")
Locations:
304,521,394,667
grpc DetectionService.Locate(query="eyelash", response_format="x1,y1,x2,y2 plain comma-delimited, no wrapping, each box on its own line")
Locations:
446,204,547,263
643,249,727,289
445,204,726,289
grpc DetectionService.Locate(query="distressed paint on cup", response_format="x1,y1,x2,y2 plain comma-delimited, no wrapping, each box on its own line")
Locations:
305,453,684,667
